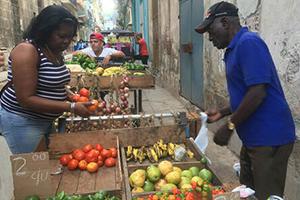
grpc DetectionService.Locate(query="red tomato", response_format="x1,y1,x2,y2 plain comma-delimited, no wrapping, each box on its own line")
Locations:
86,162,98,173
88,100,99,112
97,155,104,161
110,147,117,158
78,160,87,170
78,96,89,102
72,149,85,161
90,149,100,157
59,154,72,166
82,144,93,153
72,94,80,102
97,160,104,167
79,88,90,98
85,151,98,163
67,159,79,170
101,149,112,159
95,144,104,152
104,157,116,167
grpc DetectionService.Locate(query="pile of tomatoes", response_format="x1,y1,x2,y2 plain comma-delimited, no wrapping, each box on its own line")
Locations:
71,88,99,112
59,144,117,173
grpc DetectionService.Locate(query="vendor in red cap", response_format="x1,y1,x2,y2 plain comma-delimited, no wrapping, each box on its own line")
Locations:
79,32,125,65
195,1,295,199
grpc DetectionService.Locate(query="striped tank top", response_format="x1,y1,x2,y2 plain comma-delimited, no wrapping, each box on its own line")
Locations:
0,41,70,120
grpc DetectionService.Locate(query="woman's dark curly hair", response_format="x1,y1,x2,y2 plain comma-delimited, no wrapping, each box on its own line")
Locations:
23,5,78,46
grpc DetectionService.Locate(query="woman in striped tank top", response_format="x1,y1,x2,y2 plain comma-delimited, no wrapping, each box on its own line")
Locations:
0,5,93,154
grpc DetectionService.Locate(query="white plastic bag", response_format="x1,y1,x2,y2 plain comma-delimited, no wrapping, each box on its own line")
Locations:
195,112,208,153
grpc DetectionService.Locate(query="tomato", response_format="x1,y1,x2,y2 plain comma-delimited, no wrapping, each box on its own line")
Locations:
67,159,79,170
71,94,80,102
85,151,98,163
72,149,85,161
104,157,116,167
95,144,104,152
82,144,93,153
88,100,99,112
101,149,112,159
97,155,104,161
97,160,104,167
110,147,117,158
78,160,87,170
86,162,98,173
79,88,90,98
59,154,72,166
78,96,89,102
89,149,100,157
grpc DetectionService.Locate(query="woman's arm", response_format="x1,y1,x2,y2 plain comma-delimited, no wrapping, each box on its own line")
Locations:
11,43,92,117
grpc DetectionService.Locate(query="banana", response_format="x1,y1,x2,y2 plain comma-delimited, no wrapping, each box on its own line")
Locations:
137,146,146,163
186,150,194,158
133,148,139,162
146,148,155,163
126,154,133,162
126,145,133,157
150,147,159,162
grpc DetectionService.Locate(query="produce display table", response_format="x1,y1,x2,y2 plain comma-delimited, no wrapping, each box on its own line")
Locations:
69,72,155,113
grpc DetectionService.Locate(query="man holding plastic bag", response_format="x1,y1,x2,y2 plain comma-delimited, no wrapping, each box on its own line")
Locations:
195,1,295,199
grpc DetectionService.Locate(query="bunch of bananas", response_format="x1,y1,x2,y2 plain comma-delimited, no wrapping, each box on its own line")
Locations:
102,66,130,76
126,139,195,163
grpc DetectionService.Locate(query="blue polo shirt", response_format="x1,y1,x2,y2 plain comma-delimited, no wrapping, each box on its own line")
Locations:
224,27,296,147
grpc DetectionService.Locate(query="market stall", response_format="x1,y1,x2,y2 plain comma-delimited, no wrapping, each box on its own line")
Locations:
10,111,257,200
66,53,155,114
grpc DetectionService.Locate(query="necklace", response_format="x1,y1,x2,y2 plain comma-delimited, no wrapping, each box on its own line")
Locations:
44,45,63,65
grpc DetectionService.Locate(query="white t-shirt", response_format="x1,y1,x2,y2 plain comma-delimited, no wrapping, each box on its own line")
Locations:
80,47,118,58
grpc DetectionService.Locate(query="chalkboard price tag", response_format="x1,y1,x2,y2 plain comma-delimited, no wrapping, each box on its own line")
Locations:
10,152,52,200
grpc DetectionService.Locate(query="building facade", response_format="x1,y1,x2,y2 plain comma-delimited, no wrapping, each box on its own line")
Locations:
131,0,300,199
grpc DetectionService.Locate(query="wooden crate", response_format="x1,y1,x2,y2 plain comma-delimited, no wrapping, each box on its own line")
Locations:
69,72,155,90
48,132,123,196
121,138,223,200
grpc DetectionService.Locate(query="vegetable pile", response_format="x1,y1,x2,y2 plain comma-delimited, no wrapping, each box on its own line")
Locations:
59,144,117,173
25,190,120,200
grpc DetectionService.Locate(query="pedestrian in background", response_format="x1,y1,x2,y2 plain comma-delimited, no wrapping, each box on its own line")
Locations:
0,5,93,154
195,1,295,199
134,32,149,65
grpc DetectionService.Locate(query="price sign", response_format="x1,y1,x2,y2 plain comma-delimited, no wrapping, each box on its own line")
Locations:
10,152,52,200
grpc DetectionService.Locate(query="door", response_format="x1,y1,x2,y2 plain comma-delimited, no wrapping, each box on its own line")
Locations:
179,0,204,108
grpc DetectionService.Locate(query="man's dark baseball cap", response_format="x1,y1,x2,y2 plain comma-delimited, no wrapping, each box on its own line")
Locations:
195,1,239,34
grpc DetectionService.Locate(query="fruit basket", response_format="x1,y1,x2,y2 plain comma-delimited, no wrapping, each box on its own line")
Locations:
47,131,123,196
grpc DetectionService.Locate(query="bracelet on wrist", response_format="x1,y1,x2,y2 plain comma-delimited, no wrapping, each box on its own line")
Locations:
70,102,76,114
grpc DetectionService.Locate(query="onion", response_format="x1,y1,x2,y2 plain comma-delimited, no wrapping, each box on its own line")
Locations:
123,76,129,83
106,107,111,114
124,93,129,98
110,104,115,111
124,87,129,93
115,106,121,113
119,84,125,89
120,95,126,101
119,89,124,93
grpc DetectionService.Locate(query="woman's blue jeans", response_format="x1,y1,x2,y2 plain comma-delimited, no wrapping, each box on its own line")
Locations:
0,106,53,154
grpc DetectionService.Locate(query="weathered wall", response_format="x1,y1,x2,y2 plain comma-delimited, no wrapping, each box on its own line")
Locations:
152,0,180,96
203,0,300,199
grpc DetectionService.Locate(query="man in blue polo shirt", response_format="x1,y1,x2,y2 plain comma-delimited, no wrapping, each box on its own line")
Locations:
195,1,295,199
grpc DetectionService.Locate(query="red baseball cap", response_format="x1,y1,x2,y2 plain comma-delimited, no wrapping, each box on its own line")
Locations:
89,32,104,42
